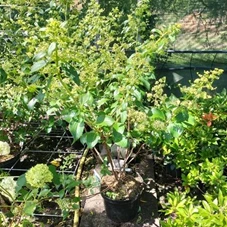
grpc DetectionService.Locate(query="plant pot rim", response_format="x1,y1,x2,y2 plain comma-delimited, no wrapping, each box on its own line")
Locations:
101,189,142,203
100,172,144,202
0,151,21,168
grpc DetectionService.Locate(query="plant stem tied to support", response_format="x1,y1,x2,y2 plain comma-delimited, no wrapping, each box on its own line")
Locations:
73,147,89,227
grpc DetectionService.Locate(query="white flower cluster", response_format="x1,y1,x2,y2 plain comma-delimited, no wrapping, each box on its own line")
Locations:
0,177,17,202
0,141,10,156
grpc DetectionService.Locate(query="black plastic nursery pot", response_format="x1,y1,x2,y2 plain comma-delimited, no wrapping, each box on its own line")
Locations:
165,163,181,178
101,192,141,223
0,151,21,168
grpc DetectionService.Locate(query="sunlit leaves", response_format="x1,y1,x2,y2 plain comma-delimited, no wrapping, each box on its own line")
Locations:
96,113,115,126
80,131,100,148
23,201,38,216
69,121,84,143
151,108,166,120
79,92,93,106
61,63,80,86
47,42,56,56
31,60,47,73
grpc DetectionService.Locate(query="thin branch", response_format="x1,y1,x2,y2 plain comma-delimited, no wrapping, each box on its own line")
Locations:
92,147,104,163
127,143,144,165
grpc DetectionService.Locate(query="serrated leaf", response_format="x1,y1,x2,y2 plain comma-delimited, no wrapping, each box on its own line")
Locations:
31,60,47,73
48,42,56,56
69,121,84,142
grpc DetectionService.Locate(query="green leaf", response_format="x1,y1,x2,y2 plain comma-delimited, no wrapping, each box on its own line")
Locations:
79,92,93,106
112,124,128,148
49,165,60,186
33,51,46,61
47,42,56,56
62,109,77,123
27,98,38,110
31,60,47,73
120,111,127,123
36,91,45,102
113,128,123,143
167,124,183,138
97,98,108,108
80,131,100,148
151,108,166,120
175,110,189,123
96,113,114,126
23,201,37,216
202,200,211,213
140,77,150,90
0,68,7,84
115,136,128,148
172,72,183,84
38,188,51,198
16,174,26,193
58,189,65,199
169,35,175,42
113,123,125,137
62,63,80,86
218,189,224,206
69,121,84,142
133,88,142,101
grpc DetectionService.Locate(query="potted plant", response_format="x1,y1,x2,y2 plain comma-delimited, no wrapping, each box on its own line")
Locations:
1,0,180,223
0,141,21,168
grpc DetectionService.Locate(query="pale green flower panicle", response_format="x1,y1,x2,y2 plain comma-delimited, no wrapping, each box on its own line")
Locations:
25,164,53,188
0,141,10,156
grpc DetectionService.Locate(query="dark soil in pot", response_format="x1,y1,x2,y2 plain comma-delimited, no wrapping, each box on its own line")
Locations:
101,173,143,223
